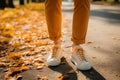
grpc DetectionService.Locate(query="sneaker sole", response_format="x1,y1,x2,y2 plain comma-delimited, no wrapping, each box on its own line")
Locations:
70,56,92,70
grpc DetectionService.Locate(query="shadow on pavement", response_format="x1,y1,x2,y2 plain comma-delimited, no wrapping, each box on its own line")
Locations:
79,68,106,80
62,9,73,12
62,5,120,24
49,57,78,80
91,9,120,22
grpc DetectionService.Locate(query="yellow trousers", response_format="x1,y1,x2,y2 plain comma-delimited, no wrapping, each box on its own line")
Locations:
45,0,90,44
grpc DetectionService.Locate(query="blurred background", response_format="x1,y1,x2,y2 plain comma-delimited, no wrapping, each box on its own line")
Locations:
0,0,120,9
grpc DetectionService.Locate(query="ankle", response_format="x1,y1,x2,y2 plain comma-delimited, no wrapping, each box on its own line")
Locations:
72,42,80,46
72,44,82,49
72,44,83,53
54,39,61,45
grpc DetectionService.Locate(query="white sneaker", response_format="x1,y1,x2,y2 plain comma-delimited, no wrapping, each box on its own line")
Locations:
71,45,92,70
47,44,62,66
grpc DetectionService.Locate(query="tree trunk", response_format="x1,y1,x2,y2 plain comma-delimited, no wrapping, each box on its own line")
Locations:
19,0,24,5
32,0,36,2
27,0,30,3
0,0,7,9
93,0,102,1
8,0,15,8
114,0,119,3
39,0,45,2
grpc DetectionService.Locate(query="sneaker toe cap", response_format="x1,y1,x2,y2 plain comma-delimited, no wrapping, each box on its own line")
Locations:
77,61,92,70
47,58,60,66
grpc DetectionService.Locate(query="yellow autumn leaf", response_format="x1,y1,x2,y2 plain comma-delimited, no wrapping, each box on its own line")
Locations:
0,62,7,67
2,31,15,37
112,36,117,40
34,62,40,68
0,25,5,30
41,76,48,80
87,40,94,44
6,52,23,61
4,66,29,79
23,34,32,42
34,62,44,70
30,28,42,33
1,11,15,19
12,41,20,47
57,75,64,80
6,76,16,80
10,66,29,73
35,40,48,46
36,58,45,63
14,59,24,67
0,37,12,42
5,75,22,80
44,28,48,33
4,24,15,31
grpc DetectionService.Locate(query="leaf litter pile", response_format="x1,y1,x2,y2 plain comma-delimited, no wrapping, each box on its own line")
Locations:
0,3,52,80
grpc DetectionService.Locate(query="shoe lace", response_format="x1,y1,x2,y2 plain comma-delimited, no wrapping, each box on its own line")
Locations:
65,45,87,61
52,46,59,58
77,48,87,61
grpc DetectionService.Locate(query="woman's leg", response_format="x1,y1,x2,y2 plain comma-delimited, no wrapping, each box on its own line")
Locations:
71,0,92,70
45,0,62,43
45,0,62,66
72,0,90,45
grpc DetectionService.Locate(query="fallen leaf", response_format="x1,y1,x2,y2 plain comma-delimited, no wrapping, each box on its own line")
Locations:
41,76,48,80
15,75,23,80
22,34,32,42
1,10,15,19
0,62,7,67
57,75,64,80
4,24,15,31
14,59,24,67
87,41,94,44
3,74,22,80
61,61,66,65
4,66,29,79
67,70,75,74
34,62,40,68
6,76,16,80
0,37,12,42
34,58,45,63
35,40,48,46
93,46,100,48
92,57,96,59
36,64,44,70
12,42,20,47
112,36,117,40
116,74,120,77
34,62,44,70
36,74,41,80
6,52,23,61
